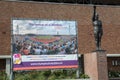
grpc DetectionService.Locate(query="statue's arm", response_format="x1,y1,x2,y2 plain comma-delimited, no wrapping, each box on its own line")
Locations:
92,6,96,22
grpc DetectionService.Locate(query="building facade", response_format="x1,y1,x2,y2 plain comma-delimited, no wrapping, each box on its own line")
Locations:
0,1,120,76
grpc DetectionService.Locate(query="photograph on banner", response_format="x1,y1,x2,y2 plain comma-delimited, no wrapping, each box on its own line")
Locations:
12,19,78,70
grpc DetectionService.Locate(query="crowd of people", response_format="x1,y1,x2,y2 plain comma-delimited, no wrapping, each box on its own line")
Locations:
13,35,78,55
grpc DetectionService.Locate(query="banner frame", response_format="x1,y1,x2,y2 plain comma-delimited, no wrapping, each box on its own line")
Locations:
11,18,79,72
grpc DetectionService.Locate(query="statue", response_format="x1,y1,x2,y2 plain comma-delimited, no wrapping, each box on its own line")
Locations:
92,6,103,51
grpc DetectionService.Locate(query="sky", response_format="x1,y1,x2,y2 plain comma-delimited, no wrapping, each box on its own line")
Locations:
12,19,77,35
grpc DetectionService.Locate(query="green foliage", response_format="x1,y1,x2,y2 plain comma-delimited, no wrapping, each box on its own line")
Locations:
14,71,31,80
80,74,90,79
13,70,78,80
108,71,120,78
0,70,90,80
0,70,8,80
48,74,57,80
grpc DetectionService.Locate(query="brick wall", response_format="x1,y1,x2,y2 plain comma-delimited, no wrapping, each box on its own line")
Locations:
0,1,120,55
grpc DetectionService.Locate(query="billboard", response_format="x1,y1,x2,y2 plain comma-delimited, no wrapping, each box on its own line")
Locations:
12,19,78,71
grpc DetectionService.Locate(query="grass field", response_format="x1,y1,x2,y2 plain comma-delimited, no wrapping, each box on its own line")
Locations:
36,36,54,39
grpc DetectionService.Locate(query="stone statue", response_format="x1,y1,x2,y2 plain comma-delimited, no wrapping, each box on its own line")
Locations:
92,6,103,51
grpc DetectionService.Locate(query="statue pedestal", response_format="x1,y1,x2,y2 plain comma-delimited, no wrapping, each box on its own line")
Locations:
84,51,108,80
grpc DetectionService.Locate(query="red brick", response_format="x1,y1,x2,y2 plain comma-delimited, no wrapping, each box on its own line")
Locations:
0,1,120,55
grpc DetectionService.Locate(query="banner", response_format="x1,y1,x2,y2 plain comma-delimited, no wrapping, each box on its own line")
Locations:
12,19,78,71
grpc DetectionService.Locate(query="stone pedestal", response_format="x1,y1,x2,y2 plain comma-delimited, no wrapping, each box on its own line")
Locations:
6,58,11,76
84,51,108,80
